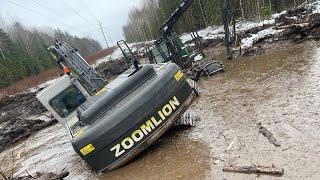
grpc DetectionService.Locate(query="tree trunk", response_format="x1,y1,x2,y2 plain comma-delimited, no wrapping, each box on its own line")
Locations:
221,0,232,59
239,0,245,19
0,47,5,60
269,0,272,13
199,0,208,27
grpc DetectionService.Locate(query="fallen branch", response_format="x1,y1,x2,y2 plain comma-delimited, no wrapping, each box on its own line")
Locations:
275,23,309,30
0,168,8,180
223,165,284,176
258,123,281,147
214,137,237,164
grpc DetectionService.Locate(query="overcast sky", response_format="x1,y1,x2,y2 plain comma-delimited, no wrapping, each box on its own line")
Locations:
0,0,140,48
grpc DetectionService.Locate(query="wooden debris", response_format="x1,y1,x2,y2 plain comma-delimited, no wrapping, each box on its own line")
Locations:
223,165,284,176
214,137,237,164
11,171,69,180
275,23,309,30
258,123,281,147
174,110,200,127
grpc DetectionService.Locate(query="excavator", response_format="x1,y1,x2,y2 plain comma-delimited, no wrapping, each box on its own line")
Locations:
36,41,195,172
117,0,224,81
147,0,224,80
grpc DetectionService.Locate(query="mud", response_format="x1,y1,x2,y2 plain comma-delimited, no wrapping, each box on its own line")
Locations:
189,40,320,179
0,39,319,179
0,91,56,153
95,59,130,80
4,171,69,180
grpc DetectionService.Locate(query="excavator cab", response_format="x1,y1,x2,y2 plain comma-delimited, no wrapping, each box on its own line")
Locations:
150,32,189,64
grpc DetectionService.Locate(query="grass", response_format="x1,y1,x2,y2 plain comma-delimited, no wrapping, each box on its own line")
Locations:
0,47,116,98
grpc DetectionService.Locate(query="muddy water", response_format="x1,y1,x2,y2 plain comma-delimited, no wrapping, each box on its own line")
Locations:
1,40,320,180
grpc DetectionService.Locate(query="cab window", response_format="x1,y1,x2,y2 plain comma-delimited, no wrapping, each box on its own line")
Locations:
49,85,86,118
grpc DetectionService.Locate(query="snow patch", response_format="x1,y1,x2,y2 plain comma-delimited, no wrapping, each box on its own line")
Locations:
26,79,57,93
0,112,7,117
180,26,224,44
94,41,154,66
194,54,204,61
308,1,320,14
272,10,287,19
27,114,52,122
241,28,283,48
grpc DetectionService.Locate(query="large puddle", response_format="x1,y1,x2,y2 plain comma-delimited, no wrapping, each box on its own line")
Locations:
1,40,320,179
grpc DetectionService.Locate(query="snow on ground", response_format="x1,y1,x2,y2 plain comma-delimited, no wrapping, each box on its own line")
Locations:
271,10,287,19
27,114,52,122
28,79,57,93
0,112,7,117
96,6,297,66
180,26,224,43
95,40,154,66
241,28,283,48
308,0,320,14
236,19,275,31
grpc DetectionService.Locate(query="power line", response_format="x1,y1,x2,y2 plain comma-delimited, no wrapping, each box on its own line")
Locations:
8,0,73,29
29,0,75,25
79,0,100,23
8,0,106,43
60,0,96,26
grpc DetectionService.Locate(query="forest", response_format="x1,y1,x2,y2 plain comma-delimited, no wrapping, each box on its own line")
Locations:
123,0,309,42
0,19,102,88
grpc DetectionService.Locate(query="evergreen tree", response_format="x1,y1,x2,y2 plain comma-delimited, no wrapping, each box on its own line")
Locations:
0,21,102,88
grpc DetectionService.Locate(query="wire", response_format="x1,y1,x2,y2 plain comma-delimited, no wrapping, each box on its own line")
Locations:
60,0,96,26
8,0,107,43
8,0,73,29
79,0,100,23
29,0,75,25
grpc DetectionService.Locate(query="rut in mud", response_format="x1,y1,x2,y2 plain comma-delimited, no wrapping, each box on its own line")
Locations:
0,40,319,179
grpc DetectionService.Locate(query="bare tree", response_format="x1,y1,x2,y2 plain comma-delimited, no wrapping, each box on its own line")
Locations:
199,0,208,26
239,0,245,19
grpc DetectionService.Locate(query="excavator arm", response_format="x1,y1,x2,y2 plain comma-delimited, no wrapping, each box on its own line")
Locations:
48,41,107,96
161,0,194,36
158,0,195,64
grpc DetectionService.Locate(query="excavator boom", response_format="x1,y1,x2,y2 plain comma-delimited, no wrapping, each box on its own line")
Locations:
48,41,107,96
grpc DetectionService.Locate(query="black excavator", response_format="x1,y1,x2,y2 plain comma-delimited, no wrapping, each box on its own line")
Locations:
37,41,196,172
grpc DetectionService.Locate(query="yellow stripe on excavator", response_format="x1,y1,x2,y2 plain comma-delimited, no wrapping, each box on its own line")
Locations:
95,87,107,96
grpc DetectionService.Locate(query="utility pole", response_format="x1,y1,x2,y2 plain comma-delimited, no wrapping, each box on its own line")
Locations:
99,21,109,48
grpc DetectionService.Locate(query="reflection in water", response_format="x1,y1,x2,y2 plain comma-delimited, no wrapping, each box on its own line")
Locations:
1,40,320,179
100,130,212,180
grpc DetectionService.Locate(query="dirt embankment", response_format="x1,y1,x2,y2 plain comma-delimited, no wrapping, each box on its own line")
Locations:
95,59,130,80
0,90,56,153
238,4,320,55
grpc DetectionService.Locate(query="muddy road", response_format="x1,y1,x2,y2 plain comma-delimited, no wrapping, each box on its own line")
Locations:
1,40,320,179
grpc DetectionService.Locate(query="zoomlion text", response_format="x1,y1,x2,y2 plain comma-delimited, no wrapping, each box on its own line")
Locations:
110,96,180,157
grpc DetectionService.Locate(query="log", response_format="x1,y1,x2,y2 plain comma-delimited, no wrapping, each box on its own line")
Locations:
275,23,309,30
258,123,281,147
223,165,284,176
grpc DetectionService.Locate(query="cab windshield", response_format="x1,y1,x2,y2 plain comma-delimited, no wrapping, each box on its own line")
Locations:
49,85,86,118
